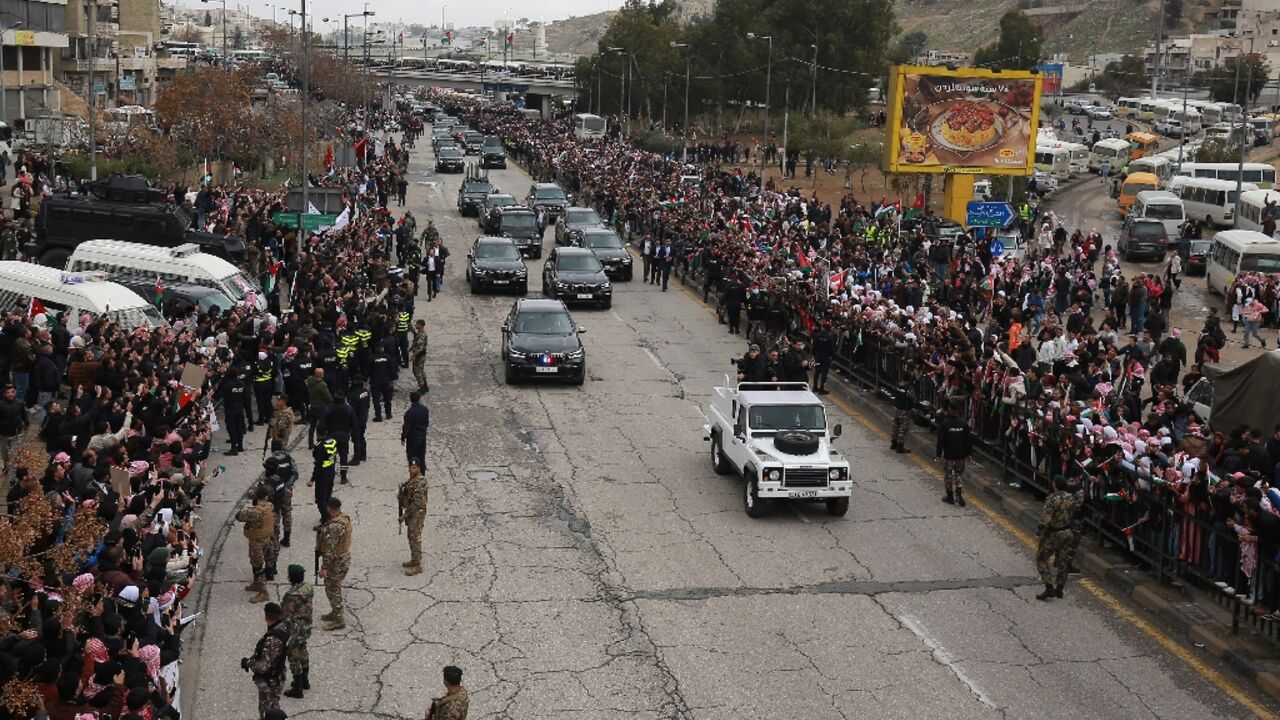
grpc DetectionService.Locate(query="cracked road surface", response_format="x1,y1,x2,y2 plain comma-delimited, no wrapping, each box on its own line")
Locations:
184,145,1272,719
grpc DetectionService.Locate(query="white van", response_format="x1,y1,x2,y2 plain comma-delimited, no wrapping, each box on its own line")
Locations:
1089,138,1131,172
1128,156,1174,187
0,262,163,330
1034,145,1072,180
1130,190,1186,238
66,241,264,310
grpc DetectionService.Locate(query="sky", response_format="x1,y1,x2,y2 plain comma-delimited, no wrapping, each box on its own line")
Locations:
212,0,620,30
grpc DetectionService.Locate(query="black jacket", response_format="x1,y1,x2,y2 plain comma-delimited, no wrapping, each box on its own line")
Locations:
935,416,973,460
401,403,430,443
0,397,25,435
33,355,60,393
320,402,356,434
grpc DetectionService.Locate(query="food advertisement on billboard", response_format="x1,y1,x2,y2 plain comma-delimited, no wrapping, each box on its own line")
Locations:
883,65,1042,175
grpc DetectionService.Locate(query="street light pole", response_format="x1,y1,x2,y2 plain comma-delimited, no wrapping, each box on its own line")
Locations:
810,43,818,116
747,34,772,147
86,0,96,180
671,41,689,163
300,0,309,232
1235,36,1256,221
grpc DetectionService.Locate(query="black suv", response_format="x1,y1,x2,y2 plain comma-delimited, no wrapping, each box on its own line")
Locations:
555,207,605,246
480,193,520,232
457,177,496,216
579,228,633,280
501,298,586,385
466,236,529,294
1119,219,1169,261
526,183,570,223
481,137,507,169
436,146,465,173
494,208,543,258
463,131,485,155
542,247,612,309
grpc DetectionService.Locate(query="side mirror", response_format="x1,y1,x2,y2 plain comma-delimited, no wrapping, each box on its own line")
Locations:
466,253,473,260
577,326,587,334
832,424,843,439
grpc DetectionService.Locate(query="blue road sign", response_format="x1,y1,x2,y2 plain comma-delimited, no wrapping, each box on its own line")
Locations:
966,201,1015,228
990,238,1005,257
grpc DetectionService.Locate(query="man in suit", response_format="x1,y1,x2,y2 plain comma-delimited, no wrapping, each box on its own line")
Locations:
654,239,675,291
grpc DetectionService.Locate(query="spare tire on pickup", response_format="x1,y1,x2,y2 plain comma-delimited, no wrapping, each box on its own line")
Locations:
774,430,819,455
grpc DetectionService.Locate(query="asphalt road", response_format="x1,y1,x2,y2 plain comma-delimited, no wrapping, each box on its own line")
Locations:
181,141,1276,719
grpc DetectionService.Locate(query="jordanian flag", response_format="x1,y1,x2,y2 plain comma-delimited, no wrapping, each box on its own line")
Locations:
265,261,284,294
505,32,514,49
441,30,453,45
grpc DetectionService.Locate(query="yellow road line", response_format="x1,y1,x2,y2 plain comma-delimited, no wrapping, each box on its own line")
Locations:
670,275,1277,719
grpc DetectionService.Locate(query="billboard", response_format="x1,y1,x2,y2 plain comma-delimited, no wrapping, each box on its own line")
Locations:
1035,62,1064,95
883,65,1043,175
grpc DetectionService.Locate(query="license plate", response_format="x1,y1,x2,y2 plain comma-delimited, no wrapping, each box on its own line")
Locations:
576,293,593,299
492,279,508,284
790,491,818,498
535,366,558,373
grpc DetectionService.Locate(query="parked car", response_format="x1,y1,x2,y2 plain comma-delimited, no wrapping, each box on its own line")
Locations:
1086,105,1113,120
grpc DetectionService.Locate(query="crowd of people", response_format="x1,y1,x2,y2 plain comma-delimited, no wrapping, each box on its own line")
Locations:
0,95,461,717
437,91,1280,613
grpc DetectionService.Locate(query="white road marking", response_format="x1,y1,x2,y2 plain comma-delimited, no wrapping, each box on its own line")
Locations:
610,309,624,322
642,347,663,369
789,505,812,524
899,615,996,709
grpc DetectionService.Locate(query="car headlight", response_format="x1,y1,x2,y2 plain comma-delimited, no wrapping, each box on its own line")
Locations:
515,268,528,276
473,267,489,275
555,280,569,288
767,469,782,481
566,348,584,360
508,350,526,360
621,256,633,264
829,468,848,480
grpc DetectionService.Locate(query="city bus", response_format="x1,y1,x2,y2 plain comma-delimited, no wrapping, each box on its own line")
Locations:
1205,229,1280,296
1168,176,1257,227
573,113,607,139
1233,188,1280,233
1174,162,1277,189
1089,138,1131,172
161,41,200,60
1126,131,1161,160
1034,145,1072,180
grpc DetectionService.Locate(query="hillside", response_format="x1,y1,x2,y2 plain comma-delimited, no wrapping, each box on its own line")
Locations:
540,0,1178,63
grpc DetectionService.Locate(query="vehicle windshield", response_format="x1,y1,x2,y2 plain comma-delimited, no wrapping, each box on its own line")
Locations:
440,148,462,157
1126,183,1157,195
488,195,517,207
557,254,603,272
749,404,827,431
1189,241,1213,254
567,209,600,226
514,311,574,334
475,242,521,260
168,205,192,230
1131,223,1166,238
464,181,493,194
1144,204,1183,220
583,232,622,249
111,305,165,329
535,187,567,201
502,214,537,230
1241,253,1280,272
198,291,234,314
220,272,260,301
484,141,503,150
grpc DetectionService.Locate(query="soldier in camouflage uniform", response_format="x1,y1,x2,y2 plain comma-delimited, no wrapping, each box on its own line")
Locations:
280,564,314,698
890,379,913,454
1036,474,1084,600
265,451,298,548
237,486,277,603
399,460,429,576
267,393,297,452
244,602,289,719
427,665,469,720
411,319,430,393
316,496,353,630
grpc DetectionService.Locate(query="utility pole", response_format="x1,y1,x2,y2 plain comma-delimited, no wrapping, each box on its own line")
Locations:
1234,37,1255,221
782,80,790,179
1177,81,1188,169
810,43,818,116
300,0,310,234
1152,0,1165,98
87,0,97,181
747,34,772,150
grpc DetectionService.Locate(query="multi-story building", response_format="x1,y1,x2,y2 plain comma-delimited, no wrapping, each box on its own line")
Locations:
61,0,187,110
0,0,71,124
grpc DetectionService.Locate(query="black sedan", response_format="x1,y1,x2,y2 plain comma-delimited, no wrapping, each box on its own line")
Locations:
436,147,465,173
502,298,586,385
542,247,612,309
579,228,633,280
466,236,529,294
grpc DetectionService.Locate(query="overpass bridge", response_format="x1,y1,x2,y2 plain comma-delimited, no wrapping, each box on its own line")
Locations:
373,69,576,115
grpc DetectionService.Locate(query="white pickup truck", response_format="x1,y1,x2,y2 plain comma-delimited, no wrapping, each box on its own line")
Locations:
703,378,852,518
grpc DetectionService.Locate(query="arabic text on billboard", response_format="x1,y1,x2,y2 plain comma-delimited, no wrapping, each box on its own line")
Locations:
884,65,1042,176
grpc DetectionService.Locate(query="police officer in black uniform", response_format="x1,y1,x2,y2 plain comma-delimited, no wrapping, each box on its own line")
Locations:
370,335,397,422
218,360,252,455
287,345,315,423
253,350,277,422
722,274,746,336
394,302,412,368
745,287,769,342
349,376,371,466
810,320,837,393
400,391,430,470
319,393,356,485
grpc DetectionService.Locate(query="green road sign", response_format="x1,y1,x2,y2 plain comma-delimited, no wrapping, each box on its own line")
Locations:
272,212,339,231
